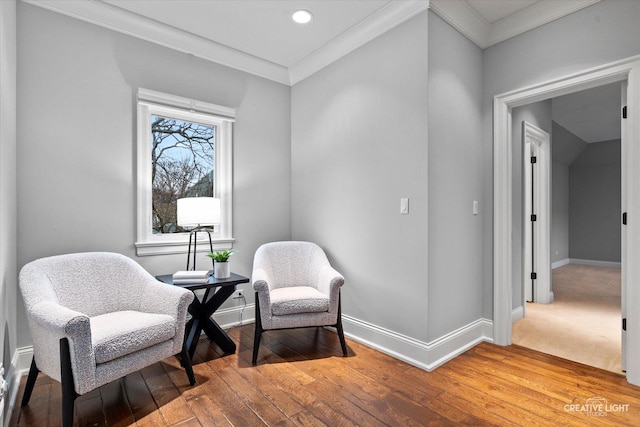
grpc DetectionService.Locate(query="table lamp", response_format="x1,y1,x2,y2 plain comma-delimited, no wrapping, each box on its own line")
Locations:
177,197,221,271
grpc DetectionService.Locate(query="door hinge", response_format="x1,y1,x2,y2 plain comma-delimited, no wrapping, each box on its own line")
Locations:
623,212,627,225
623,106,627,119
531,156,537,164
531,272,537,280
623,318,627,331
531,214,537,222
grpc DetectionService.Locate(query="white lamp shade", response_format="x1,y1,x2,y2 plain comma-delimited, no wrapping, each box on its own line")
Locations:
177,197,221,227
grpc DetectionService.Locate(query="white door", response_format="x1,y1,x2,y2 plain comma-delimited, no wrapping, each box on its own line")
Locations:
621,81,628,371
523,121,552,304
523,139,534,302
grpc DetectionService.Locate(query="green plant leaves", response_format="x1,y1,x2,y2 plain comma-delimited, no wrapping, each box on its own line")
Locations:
207,250,235,262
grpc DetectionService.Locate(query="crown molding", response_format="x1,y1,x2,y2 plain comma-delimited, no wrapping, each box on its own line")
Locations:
486,0,601,47
22,0,291,85
289,0,429,85
428,0,487,48
23,0,598,83
22,0,429,86
429,0,601,49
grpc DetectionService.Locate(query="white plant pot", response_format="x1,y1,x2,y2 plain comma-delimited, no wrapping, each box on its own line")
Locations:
214,261,230,279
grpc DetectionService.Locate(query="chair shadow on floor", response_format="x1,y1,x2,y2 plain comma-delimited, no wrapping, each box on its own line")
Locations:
235,324,354,368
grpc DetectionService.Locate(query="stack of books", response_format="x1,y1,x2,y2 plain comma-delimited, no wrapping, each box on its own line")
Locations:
172,270,210,284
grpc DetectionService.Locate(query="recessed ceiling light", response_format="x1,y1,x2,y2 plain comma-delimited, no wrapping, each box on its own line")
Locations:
292,10,313,24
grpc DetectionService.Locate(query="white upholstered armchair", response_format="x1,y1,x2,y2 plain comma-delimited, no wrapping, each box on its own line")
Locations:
19,252,195,427
252,241,347,365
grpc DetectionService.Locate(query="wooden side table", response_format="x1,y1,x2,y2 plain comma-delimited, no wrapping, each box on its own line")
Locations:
156,272,250,359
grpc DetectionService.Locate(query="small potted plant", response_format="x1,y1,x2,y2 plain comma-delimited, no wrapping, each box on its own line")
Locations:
207,250,235,279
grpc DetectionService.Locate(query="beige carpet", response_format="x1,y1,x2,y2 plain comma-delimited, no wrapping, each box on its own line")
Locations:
512,263,622,373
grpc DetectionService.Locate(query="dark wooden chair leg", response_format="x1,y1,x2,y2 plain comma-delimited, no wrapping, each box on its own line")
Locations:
181,341,196,386
252,293,263,366
336,293,348,356
21,357,40,407
60,338,78,427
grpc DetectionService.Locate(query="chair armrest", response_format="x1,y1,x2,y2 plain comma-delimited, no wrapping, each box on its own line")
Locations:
27,301,96,392
317,265,344,297
252,268,271,294
252,268,273,324
29,301,90,336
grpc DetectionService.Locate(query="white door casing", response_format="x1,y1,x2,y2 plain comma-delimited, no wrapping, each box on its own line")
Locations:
493,54,640,385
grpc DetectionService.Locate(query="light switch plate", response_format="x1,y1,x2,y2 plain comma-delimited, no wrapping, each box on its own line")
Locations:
400,198,409,214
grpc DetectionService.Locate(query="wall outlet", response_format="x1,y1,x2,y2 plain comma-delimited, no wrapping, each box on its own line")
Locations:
232,290,244,300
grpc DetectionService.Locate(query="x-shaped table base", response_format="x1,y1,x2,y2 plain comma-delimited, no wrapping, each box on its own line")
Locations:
184,285,237,358
156,272,250,360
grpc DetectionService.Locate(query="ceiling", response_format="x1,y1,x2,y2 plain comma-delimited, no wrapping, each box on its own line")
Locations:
28,0,600,84
552,83,622,144
102,0,391,69
26,0,616,143
464,0,541,24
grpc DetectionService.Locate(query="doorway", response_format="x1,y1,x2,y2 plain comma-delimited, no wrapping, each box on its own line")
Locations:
492,54,640,385
513,84,623,373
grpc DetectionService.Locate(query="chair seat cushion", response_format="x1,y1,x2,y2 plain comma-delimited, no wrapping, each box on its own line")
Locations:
270,286,329,316
91,311,176,364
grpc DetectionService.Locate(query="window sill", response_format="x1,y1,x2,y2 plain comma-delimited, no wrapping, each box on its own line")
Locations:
135,238,235,256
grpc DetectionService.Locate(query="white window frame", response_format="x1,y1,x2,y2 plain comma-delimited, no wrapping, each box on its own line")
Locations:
135,88,234,256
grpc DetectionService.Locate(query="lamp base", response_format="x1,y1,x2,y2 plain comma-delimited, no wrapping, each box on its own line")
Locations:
185,227,215,271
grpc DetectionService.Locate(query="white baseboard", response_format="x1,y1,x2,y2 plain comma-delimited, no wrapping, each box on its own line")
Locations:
551,258,570,269
553,258,622,269
213,303,255,329
342,315,493,371
221,307,495,372
222,308,495,372
569,258,621,268
4,346,33,426
511,305,524,323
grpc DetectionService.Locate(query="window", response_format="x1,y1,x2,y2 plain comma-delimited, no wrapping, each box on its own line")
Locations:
136,88,234,256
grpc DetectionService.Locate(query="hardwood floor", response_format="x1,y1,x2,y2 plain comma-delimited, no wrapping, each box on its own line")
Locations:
10,324,640,426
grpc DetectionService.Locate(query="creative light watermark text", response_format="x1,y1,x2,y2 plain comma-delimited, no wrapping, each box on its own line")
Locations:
564,397,630,417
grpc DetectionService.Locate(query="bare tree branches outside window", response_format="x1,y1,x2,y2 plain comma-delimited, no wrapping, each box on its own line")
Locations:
151,115,215,234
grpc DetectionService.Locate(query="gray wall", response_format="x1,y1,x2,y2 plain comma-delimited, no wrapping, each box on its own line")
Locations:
569,139,621,262
551,121,587,264
291,10,484,344
291,12,430,341
510,101,551,308
482,0,640,318
427,12,483,340
16,3,292,347
551,161,570,263
0,0,17,401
